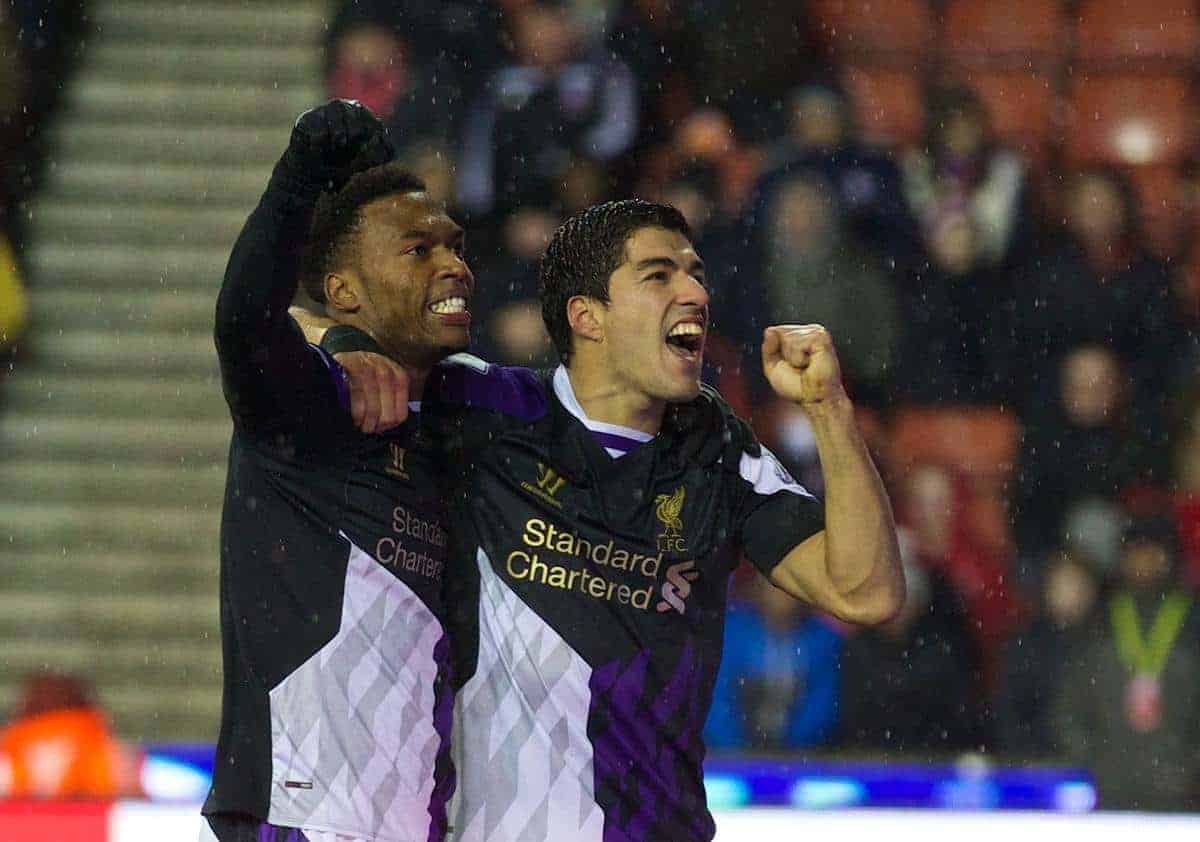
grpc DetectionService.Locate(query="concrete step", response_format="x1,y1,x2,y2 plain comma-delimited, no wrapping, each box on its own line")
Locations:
16,328,216,376
45,159,266,207
14,331,218,379
95,1,325,46
0,460,226,508
5,373,222,419
0,502,220,558
0,591,218,643
0,550,217,594
66,78,317,129
27,244,226,291
0,414,230,465
28,200,249,249
30,288,216,332
1,639,221,690
50,122,288,166
86,42,320,85
105,684,222,742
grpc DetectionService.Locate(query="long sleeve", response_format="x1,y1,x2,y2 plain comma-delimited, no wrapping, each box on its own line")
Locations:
214,187,344,437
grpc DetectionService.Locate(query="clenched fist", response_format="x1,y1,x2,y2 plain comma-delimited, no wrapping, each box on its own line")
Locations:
334,351,410,434
761,324,847,408
270,99,395,199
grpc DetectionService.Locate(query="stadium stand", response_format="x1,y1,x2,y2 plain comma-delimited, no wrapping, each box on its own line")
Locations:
0,0,325,741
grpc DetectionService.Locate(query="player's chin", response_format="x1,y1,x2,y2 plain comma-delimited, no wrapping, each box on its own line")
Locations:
659,374,702,403
435,324,471,351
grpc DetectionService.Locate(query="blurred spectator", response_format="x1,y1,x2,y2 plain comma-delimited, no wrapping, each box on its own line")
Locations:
0,230,27,354
683,0,818,141
995,550,1099,756
1009,167,1176,422
705,573,842,751
750,84,918,270
3,0,88,248
457,2,637,217
0,672,142,798
471,206,557,367
890,85,1038,403
1053,517,1200,811
1013,345,1159,565
0,3,27,246
899,463,1015,682
901,85,1033,275
751,173,897,405
1061,497,1127,576
325,19,457,156
839,560,985,754
326,0,505,112
606,0,704,151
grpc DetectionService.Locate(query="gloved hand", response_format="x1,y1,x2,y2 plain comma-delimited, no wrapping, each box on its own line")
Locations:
268,99,395,200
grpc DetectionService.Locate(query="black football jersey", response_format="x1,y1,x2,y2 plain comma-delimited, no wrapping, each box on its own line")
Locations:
205,188,454,841
427,362,824,842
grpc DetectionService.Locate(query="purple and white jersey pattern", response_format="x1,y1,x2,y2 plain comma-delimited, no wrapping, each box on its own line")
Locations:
433,361,824,842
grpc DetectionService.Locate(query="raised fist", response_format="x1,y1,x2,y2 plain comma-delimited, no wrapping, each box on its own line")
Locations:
272,99,394,198
761,324,847,409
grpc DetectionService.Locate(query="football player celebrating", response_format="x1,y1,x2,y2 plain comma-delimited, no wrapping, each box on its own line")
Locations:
204,100,468,842
427,200,904,841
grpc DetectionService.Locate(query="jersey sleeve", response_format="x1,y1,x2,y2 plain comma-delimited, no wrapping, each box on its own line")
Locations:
427,355,548,421
213,187,346,440
734,445,825,577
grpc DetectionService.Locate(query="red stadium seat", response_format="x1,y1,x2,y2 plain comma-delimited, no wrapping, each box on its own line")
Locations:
812,0,935,61
888,406,1020,480
1064,74,1196,167
1129,164,1187,257
1077,0,1200,66
840,66,925,149
953,69,1058,164
941,0,1066,68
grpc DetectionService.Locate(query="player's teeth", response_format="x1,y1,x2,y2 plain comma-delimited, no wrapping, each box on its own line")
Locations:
429,297,466,314
667,323,703,337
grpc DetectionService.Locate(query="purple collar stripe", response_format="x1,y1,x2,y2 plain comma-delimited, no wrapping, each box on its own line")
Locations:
591,430,644,455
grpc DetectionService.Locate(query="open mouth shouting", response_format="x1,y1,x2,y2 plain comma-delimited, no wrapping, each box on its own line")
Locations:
428,294,470,327
664,318,705,364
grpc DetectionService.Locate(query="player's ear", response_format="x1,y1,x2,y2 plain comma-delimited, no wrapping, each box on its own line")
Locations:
325,272,362,315
566,295,604,345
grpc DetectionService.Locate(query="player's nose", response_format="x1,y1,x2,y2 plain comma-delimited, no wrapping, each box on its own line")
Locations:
437,251,474,294
678,272,709,309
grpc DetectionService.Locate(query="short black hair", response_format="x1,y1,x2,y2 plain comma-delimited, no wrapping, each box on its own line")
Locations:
302,163,426,303
539,199,691,364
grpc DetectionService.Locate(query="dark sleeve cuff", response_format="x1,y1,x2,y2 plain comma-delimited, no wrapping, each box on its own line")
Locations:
320,324,390,357
310,344,353,414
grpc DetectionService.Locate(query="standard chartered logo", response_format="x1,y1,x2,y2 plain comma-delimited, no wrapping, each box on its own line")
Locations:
655,561,699,614
374,504,446,579
504,517,700,614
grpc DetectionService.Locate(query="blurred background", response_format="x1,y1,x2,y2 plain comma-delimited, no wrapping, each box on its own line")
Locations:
2,0,1200,837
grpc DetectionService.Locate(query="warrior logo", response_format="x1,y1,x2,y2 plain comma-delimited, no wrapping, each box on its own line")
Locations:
385,443,409,479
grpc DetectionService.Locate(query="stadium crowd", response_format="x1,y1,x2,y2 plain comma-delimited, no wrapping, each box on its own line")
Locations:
316,0,1200,810
3,0,1200,813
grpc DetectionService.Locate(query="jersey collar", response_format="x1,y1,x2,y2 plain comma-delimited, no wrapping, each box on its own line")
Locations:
552,366,655,457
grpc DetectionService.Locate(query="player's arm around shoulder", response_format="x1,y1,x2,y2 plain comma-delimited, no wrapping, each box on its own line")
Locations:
290,308,411,434
759,324,904,626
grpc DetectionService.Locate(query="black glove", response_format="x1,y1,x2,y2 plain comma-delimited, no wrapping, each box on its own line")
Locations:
268,99,395,200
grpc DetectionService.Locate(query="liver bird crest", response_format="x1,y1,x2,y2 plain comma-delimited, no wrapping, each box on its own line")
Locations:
654,487,685,535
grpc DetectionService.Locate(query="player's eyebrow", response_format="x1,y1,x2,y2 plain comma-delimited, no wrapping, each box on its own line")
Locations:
398,229,433,240
634,256,705,276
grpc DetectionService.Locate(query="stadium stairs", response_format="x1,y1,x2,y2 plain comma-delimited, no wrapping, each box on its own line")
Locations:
0,0,325,741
